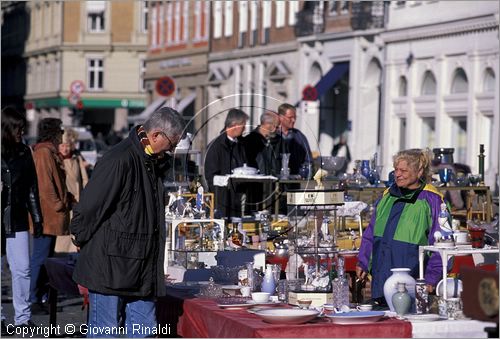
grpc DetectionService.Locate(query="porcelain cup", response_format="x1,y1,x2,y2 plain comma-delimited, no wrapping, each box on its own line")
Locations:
240,286,251,297
453,232,468,244
356,304,373,311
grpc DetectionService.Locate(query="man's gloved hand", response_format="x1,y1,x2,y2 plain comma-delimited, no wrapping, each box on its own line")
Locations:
33,222,43,238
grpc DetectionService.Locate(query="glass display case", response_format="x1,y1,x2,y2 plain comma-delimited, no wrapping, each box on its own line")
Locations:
286,189,345,292
166,218,225,270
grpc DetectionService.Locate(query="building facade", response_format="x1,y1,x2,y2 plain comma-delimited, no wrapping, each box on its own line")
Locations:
205,0,301,146
380,1,499,188
24,1,148,137
139,0,210,151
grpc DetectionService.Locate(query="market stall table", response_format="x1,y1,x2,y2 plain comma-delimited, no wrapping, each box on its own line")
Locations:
177,298,412,338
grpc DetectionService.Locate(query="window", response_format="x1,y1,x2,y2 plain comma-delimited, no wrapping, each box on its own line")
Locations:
483,68,495,92
276,1,285,28
87,58,103,90
262,1,271,44
141,1,149,33
150,3,157,48
166,2,173,45
238,1,248,48
195,1,209,41
159,2,165,46
87,1,106,32
421,117,435,149
329,0,338,15
452,117,467,164
288,1,299,25
174,1,181,43
398,76,407,97
182,1,189,42
140,59,146,92
399,118,406,151
250,1,258,45
224,1,233,37
45,59,51,92
451,68,468,94
340,0,349,14
421,71,436,95
213,1,222,39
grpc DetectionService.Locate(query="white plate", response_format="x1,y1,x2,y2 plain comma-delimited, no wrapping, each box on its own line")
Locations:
326,311,385,325
247,300,276,305
404,314,443,322
253,308,319,324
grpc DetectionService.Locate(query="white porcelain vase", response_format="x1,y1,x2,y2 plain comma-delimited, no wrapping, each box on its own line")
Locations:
383,268,416,312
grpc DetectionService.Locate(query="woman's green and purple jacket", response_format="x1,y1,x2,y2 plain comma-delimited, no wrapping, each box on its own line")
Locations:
357,183,446,299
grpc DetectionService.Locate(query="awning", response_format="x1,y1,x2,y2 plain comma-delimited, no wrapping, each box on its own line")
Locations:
128,97,166,124
314,62,349,98
295,61,349,106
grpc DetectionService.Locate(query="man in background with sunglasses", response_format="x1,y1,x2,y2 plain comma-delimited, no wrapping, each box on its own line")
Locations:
70,107,185,337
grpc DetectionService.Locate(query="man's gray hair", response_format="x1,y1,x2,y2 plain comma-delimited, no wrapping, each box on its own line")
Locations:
144,106,185,138
260,111,277,125
224,108,249,129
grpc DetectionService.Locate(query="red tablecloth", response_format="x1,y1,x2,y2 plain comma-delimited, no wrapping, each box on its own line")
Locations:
177,298,412,338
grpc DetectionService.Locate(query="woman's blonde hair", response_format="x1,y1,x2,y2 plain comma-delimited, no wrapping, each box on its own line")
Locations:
393,148,433,183
62,127,79,145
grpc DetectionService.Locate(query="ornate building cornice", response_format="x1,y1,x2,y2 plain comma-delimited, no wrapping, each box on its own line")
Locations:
382,14,498,43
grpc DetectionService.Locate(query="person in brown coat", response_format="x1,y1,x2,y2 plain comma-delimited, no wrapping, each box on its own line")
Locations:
29,118,70,312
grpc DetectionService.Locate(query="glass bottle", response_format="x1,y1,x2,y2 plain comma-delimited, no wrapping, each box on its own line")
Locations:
328,256,337,289
246,262,255,291
227,218,243,248
259,213,270,251
331,256,349,308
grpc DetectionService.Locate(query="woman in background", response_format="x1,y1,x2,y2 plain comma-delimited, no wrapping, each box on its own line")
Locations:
1,107,43,328
55,128,88,253
30,118,70,313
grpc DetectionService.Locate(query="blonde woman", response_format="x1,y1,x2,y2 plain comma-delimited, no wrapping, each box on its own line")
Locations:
55,128,88,253
356,149,447,307
59,128,88,202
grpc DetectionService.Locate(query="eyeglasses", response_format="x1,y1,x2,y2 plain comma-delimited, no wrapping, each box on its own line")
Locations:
159,131,178,152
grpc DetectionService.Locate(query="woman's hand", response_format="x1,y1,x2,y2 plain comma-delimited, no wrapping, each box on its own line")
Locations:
356,265,368,282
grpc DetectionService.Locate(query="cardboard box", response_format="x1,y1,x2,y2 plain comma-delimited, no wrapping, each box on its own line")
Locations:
288,291,333,307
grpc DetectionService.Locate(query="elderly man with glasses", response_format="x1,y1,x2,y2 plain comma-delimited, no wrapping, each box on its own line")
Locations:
70,107,185,337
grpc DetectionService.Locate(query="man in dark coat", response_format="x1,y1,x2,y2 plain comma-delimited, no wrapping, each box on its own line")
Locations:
70,107,185,337
276,103,312,175
242,111,281,212
204,108,248,218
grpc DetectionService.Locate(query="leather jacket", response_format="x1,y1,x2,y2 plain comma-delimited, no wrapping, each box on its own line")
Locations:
1,143,43,235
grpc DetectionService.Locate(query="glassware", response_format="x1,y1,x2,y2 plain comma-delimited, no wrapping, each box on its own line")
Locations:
227,218,244,248
246,262,255,291
280,153,291,179
277,279,288,302
438,168,453,186
331,256,349,308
